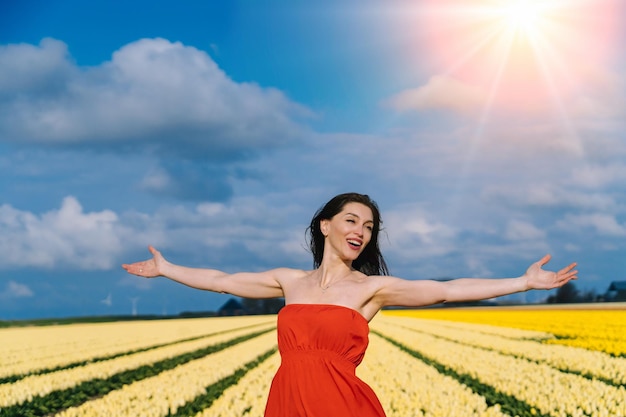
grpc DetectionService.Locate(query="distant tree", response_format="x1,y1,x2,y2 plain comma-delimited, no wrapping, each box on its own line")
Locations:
578,288,597,303
547,282,579,303
241,298,285,315
218,298,246,316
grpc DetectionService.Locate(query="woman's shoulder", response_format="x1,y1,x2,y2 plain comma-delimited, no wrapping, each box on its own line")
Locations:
364,274,406,290
271,267,312,280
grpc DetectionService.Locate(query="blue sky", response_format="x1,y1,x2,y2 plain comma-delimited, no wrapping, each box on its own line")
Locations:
1,0,625,319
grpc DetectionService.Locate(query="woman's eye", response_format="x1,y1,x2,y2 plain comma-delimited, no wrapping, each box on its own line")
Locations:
347,219,355,223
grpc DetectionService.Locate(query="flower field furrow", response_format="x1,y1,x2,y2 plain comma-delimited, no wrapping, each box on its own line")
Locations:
0,325,274,408
194,352,281,417
358,333,511,417
54,331,278,417
385,308,626,356
372,320,626,417
0,316,275,379
377,316,626,386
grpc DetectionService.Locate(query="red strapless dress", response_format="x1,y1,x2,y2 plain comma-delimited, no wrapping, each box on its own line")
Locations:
264,304,386,417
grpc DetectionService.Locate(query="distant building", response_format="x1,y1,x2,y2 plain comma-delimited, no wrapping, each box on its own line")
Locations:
218,298,247,316
607,281,626,302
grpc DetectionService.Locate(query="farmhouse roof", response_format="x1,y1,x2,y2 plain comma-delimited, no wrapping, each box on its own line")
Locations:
608,281,626,291
219,298,245,312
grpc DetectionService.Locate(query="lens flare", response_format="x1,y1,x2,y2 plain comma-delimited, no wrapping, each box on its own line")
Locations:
405,0,623,114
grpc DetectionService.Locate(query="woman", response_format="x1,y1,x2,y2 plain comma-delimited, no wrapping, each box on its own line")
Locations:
122,192,577,417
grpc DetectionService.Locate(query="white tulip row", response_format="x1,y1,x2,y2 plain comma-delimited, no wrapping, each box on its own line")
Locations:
371,320,626,417
0,324,275,408
0,316,275,379
54,331,278,417
359,333,511,417
194,352,281,417
377,315,626,385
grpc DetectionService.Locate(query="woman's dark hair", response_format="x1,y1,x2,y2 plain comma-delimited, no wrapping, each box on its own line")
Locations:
307,192,389,276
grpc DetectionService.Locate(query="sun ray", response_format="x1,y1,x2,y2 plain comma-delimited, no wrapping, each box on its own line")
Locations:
525,27,584,154
395,0,624,153
412,0,622,112
451,23,518,205
392,0,626,229
439,19,511,78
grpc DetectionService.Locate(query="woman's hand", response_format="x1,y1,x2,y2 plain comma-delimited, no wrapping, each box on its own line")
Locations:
523,254,578,290
122,245,165,278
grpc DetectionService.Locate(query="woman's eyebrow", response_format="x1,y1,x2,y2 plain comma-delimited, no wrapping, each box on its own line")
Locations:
345,212,374,224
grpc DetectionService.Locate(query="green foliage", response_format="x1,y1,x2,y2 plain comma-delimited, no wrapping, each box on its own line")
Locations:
167,347,277,416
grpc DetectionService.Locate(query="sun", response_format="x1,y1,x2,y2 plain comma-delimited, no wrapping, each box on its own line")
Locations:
488,0,552,40
499,1,545,36
408,0,623,115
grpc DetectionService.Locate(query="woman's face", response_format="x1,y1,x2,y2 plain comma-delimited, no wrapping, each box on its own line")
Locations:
321,202,374,261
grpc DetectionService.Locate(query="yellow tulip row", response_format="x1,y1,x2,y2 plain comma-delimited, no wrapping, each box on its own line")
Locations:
384,308,626,356
54,331,278,417
377,315,626,385
371,319,626,417
0,316,276,379
0,324,274,408
358,332,510,417
194,352,281,417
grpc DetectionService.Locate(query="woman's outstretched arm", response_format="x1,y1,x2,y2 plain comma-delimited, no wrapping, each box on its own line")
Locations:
122,246,286,299
374,254,578,308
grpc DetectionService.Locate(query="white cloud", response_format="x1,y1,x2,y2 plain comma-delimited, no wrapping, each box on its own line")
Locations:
570,163,626,188
505,220,546,241
0,38,311,157
138,166,173,194
0,281,34,299
463,255,493,279
383,205,457,259
0,196,127,269
482,184,617,212
570,66,626,121
0,192,314,273
0,38,75,94
564,243,581,252
384,75,486,115
556,213,626,237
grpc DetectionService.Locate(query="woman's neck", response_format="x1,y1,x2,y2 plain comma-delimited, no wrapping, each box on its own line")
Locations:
317,258,354,288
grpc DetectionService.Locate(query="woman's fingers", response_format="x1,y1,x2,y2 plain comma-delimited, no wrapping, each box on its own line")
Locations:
121,246,159,277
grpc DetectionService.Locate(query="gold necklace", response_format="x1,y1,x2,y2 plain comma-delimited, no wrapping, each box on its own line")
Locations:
320,279,339,292
319,272,351,291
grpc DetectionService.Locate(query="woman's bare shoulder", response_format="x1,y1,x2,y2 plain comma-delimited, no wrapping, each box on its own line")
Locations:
272,267,312,280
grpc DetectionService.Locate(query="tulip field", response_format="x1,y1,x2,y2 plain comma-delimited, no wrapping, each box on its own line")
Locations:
1,304,625,417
